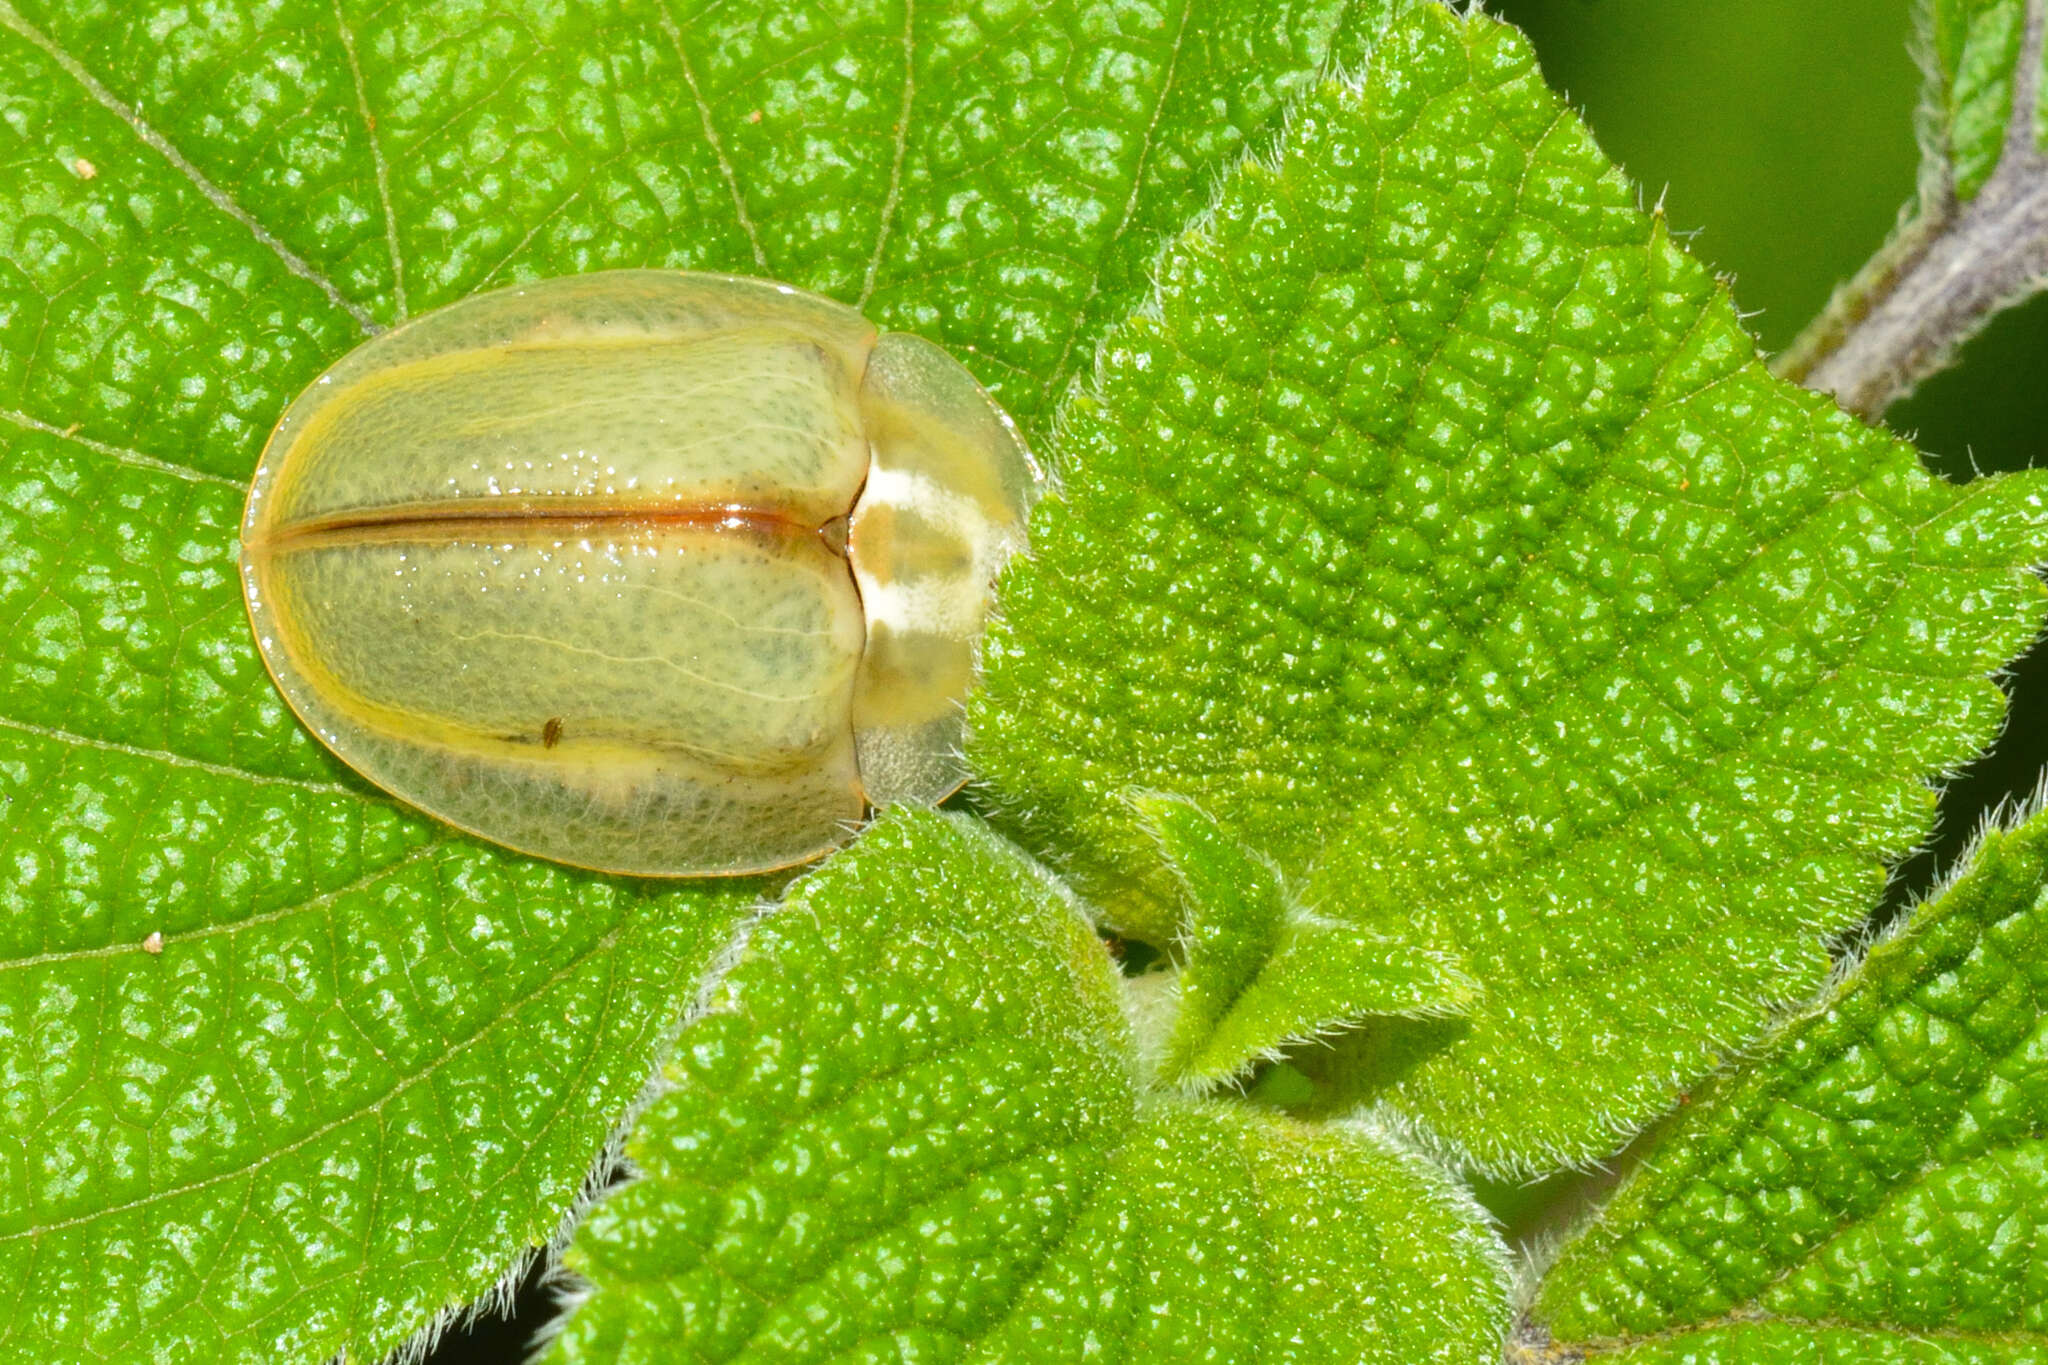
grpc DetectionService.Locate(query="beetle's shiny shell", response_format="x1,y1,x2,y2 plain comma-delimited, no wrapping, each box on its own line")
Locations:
240,271,1036,876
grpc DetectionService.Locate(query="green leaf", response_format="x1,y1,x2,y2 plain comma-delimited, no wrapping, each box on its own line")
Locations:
1525,797,2048,1364
1921,0,2040,204
1134,794,1475,1092
0,0,1382,433
550,810,1510,1364
967,0,2048,1172
0,16,760,1358
0,0,1402,1357
0,0,1473,1354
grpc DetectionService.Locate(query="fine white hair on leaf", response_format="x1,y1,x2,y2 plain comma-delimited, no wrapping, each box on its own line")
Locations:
378,894,777,1365
1336,1105,1518,1350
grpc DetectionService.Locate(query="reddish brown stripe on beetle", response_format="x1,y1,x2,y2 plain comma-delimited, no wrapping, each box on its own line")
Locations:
248,504,844,554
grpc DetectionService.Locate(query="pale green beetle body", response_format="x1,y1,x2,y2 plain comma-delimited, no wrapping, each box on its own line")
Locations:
241,271,1036,876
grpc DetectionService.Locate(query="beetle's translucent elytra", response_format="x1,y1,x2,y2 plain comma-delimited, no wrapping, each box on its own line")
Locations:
241,271,1036,876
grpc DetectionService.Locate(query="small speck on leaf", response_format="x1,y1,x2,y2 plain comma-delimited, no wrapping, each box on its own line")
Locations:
71,157,97,180
142,932,163,955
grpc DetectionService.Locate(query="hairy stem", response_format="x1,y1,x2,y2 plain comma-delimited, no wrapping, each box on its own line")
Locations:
1777,0,2048,419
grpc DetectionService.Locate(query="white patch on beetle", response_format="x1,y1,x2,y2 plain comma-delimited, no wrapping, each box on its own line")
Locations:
850,465,1020,636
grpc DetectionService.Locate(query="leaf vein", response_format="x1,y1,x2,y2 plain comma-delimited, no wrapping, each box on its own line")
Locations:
656,0,768,273
0,841,448,974
0,866,622,1245
0,2,378,334
0,408,244,489
0,714,379,802
857,0,916,310
332,0,407,320
1038,0,1195,412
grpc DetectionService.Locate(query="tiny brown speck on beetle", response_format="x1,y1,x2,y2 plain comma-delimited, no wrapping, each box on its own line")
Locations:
240,270,1037,877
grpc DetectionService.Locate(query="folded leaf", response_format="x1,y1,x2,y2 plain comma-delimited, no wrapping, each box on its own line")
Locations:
551,811,1510,1364
1527,798,2048,1363
1922,0,2041,202
1135,795,1474,1091
968,0,2048,1172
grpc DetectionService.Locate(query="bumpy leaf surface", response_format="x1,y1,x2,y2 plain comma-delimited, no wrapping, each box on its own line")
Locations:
551,811,1510,1364
1922,0,2043,203
0,0,1382,430
1527,800,2048,1364
1136,795,1474,1091
0,23,754,1365
968,0,2048,1172
0,0,1392,1358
